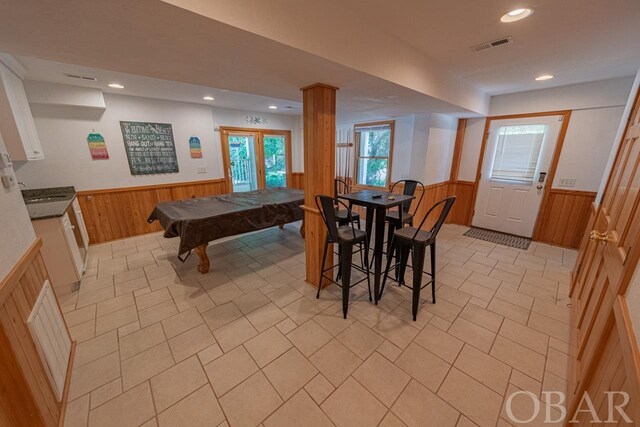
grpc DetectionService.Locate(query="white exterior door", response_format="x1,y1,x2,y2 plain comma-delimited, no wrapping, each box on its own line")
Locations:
472,115,564,237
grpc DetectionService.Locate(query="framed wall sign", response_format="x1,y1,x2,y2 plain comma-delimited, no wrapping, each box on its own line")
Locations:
120,121,179,175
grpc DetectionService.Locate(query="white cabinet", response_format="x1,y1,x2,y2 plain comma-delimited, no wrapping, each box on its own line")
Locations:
61,212,84,277
0,61,43,161
72,198,89,255
32,201,88,296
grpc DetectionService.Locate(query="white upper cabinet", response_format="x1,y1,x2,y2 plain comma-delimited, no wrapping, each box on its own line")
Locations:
0,61,43,160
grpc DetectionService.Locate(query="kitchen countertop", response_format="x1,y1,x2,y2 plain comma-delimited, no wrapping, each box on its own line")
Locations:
22,186,77,220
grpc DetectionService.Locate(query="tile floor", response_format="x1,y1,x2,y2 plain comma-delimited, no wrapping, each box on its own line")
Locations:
60,222,574,427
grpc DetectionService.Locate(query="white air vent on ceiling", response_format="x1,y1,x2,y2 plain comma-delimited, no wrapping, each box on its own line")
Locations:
470,36,514,52
64,73,97,81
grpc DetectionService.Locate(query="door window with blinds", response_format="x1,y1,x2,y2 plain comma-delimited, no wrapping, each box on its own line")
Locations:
354,121,394,187
490,124,547,183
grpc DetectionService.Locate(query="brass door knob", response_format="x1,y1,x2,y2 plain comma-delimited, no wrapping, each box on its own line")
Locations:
590,230,613,244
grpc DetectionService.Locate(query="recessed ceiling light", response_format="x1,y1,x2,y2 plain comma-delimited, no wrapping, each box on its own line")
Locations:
500,8,534,22
108,83,124,89
535,74,554,81
203,96,214,100
268,105,278,110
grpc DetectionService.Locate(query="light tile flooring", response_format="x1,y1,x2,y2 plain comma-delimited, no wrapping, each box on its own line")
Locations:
60,223,574,427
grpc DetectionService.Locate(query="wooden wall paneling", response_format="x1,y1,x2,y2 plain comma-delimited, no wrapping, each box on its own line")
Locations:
0,239,67,427
0,322,45,427
291,172,304,189
77,179,228,244
3,295,60,426
446,181,475,225
0,239,62,426
534,189,597,248
387,180,474,228
388,182,452,231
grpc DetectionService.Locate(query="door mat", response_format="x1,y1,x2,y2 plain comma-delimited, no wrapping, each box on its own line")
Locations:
463,227,531,250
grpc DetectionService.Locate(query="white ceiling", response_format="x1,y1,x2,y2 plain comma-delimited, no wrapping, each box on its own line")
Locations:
0,0,639,119
16,56,304,116
347,0,640,95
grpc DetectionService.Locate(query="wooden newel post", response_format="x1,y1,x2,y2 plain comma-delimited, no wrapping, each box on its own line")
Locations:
301,83,338,288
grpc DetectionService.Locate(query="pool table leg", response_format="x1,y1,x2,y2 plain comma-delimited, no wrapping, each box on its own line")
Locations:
300,218,306,238
194,243,210,274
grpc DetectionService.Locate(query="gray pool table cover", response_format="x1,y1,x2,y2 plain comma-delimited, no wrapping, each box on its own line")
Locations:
148,187,304,256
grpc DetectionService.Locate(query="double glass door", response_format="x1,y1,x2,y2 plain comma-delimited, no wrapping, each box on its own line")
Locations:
221,128,291,193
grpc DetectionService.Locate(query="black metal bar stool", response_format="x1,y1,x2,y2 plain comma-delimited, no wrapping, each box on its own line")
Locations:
334,178,361,228
385,180,424,252
334,178,362,281
380,196,456,321
315,195,372,319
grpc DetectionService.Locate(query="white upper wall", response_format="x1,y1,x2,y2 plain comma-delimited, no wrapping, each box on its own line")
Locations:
489,77,634,116
458,118,485,182
392,115,416,182
597,69,640,203
0,134,36,281
337,112,458,186
458,77,633,192
408,114,430,183
15,88,302,191
423,114,457,184
554,106,624,191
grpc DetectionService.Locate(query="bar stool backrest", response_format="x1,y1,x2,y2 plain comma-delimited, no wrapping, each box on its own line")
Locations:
391,179,425,215
315,194,356,242
334,178,351,206
412,196,456,241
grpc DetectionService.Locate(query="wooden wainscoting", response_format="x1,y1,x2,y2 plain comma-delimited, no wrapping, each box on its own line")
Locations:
77,179,228,244
281,175,592,248
384,181,454,230
291,172,304,190
0,239,73,427
387,181,473,228
446,181,475,226
533,189,597,248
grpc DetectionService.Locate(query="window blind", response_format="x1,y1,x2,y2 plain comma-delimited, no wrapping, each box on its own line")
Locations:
490,124,546,183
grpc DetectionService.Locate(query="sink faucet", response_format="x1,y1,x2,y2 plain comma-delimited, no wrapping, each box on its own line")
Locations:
18,181,27,188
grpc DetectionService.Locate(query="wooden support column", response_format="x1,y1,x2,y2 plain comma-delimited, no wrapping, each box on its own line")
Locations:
301,83,338,288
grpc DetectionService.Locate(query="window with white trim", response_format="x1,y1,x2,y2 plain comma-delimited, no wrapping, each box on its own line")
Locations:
490,124,547,183
354,121,394,187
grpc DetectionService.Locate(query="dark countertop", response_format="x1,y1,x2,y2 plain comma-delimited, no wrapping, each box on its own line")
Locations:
22,186,77,220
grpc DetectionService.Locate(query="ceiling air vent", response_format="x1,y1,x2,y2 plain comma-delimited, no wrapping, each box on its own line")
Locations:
63,73,97,81
470,36,513,52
